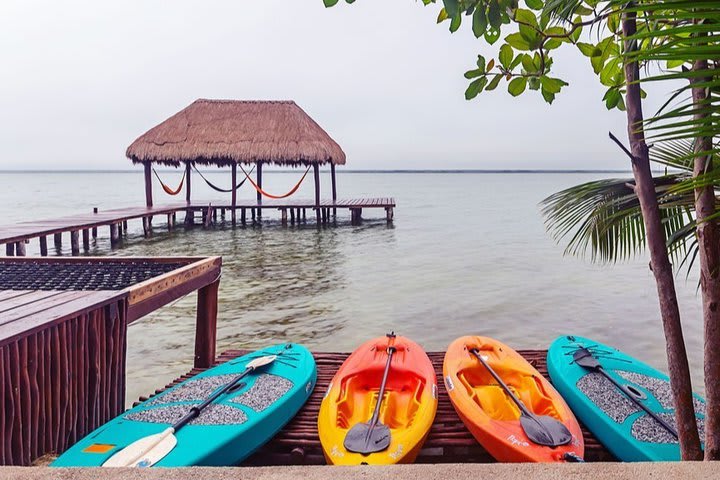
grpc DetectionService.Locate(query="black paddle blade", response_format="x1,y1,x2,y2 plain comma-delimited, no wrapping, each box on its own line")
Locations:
572,347,601,369
343,422,391,454
519,413,573,447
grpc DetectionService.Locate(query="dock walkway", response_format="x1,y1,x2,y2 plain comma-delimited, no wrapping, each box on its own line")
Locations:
139,349,614,465
0,198,395,256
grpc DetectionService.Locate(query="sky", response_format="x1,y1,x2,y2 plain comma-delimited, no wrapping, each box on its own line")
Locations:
0,1,668,170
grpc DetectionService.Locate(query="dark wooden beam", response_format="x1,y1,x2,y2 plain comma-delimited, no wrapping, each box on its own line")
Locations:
331,163,337,217
256,162,263,219
231,163,237,226
185,161,192,204
144,162,153,207
313,164,320,224
194,278,219,369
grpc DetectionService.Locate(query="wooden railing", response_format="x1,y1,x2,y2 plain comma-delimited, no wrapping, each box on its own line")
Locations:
0,256,222,465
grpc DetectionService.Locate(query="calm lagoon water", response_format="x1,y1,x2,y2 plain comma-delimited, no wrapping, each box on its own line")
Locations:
0,170,705,404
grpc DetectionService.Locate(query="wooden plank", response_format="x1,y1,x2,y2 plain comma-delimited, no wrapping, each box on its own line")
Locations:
0,291,92,326
0,291,67,315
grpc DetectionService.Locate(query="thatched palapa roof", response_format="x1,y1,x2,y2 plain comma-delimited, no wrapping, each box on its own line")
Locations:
126,99,346,167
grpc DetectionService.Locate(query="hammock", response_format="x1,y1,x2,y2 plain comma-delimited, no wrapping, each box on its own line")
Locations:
239,164,311,200
192,164,255,193
152,169,185,196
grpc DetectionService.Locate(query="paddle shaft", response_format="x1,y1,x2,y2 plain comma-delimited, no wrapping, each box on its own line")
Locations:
172,366,253,431
369,346,397,427
471,349,531,416
595,365,678,439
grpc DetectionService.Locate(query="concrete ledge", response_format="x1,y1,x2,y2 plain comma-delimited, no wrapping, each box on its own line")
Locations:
2,463,717,480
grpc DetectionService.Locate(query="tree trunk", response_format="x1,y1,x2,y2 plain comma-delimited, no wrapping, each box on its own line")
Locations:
621,10,703,460
690,53,720,459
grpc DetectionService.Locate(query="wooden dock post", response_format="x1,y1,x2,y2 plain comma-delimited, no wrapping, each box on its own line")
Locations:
92,207,98,238
186,161,192,204
241,207,246,225
142,217,150,237
281,208,288,226
5,243,13,256
256,162,263,220
110,224,119,246
39,236,48,256
313,164,321,224
82,229,90,251
331,163,337,217
167,213,174,231
53,233,62,248
123,220,129,233
144,161,153,207
194,278,219,369
15,241,26,256
70,231,80,255
231,163,237,226
290,208,295,225
386,206,394,223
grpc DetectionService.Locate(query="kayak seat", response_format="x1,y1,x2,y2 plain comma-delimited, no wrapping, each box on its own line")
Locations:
335,371,427,431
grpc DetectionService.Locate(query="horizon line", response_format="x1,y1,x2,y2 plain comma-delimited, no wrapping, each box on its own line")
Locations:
0,168,645,174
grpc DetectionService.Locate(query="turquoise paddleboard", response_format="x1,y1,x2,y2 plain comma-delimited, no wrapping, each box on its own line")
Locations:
53,343,316,467
547,335,705,461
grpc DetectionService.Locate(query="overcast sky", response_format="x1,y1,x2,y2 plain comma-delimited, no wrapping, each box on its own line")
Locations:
0,1,666,170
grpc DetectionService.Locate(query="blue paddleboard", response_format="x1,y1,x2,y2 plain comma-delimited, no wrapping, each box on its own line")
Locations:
53,343,316,467
547,335,704,461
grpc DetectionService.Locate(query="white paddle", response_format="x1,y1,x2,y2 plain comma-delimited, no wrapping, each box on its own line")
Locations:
103,354,277,467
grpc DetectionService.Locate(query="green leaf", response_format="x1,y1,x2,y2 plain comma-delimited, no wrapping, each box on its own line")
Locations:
515,8,538,28
577,42,597,57
442,0,459,18
486,74,503,91
603,88,621,109
545,38,562,50
464,68,484,79
487,0,501,27
521,54,536,73
472,6,487,38
666,59,685,69
465,77,488,100
450,13,461,33
437,8,449,23
600,57,621,86
526,0,544,9
540,76,567,94
529,76,541,91
541,88,556,104
323,0,339,6
476,54,486,71
499,44,513,69
590,55,604,75
505,32,531,51
484,27,501,45
508,77,527,96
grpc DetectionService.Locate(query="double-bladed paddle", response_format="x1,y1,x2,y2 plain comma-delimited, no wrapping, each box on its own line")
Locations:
344,344,397,454
102,354,277,467
572,347,678,439
470,348,573,448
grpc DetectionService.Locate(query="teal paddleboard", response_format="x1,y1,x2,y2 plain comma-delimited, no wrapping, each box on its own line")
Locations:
547,335,705,461
53,343,316,467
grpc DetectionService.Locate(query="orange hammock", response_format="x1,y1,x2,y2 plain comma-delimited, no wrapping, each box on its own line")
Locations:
153,169,186,195
239,165,311,199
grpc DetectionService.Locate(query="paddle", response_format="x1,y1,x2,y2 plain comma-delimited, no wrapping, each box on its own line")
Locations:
572,347,678,439
343,345,397,454
102,354,277,467
470,348,573,447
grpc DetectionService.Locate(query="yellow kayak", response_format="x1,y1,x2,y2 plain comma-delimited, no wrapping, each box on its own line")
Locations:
318,334,437,464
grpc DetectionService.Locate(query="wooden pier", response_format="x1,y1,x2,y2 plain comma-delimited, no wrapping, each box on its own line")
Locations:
0,257,221,466
139,350,614,465
0,198,395,257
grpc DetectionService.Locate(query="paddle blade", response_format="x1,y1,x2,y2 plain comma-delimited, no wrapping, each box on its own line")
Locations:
247,355,277,369
343,421,392,454
102,429,177,467
572,347,601,369
519,414,573,447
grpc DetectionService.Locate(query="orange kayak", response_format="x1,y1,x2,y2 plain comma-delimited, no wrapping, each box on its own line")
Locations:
443,336,584,462
318,334,437,464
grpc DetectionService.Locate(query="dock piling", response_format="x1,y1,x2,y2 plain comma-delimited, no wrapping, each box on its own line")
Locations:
70,231,80,256
53,233,62,248
92,208,98,238
15,241,26,256
82,229,90,251
241,207,246,225
194,278,219,369
5,243,13,256
39,236,48,256
110,224,119,246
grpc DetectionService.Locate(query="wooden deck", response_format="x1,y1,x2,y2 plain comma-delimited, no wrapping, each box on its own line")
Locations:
137,349,615,465
0,198,395,256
